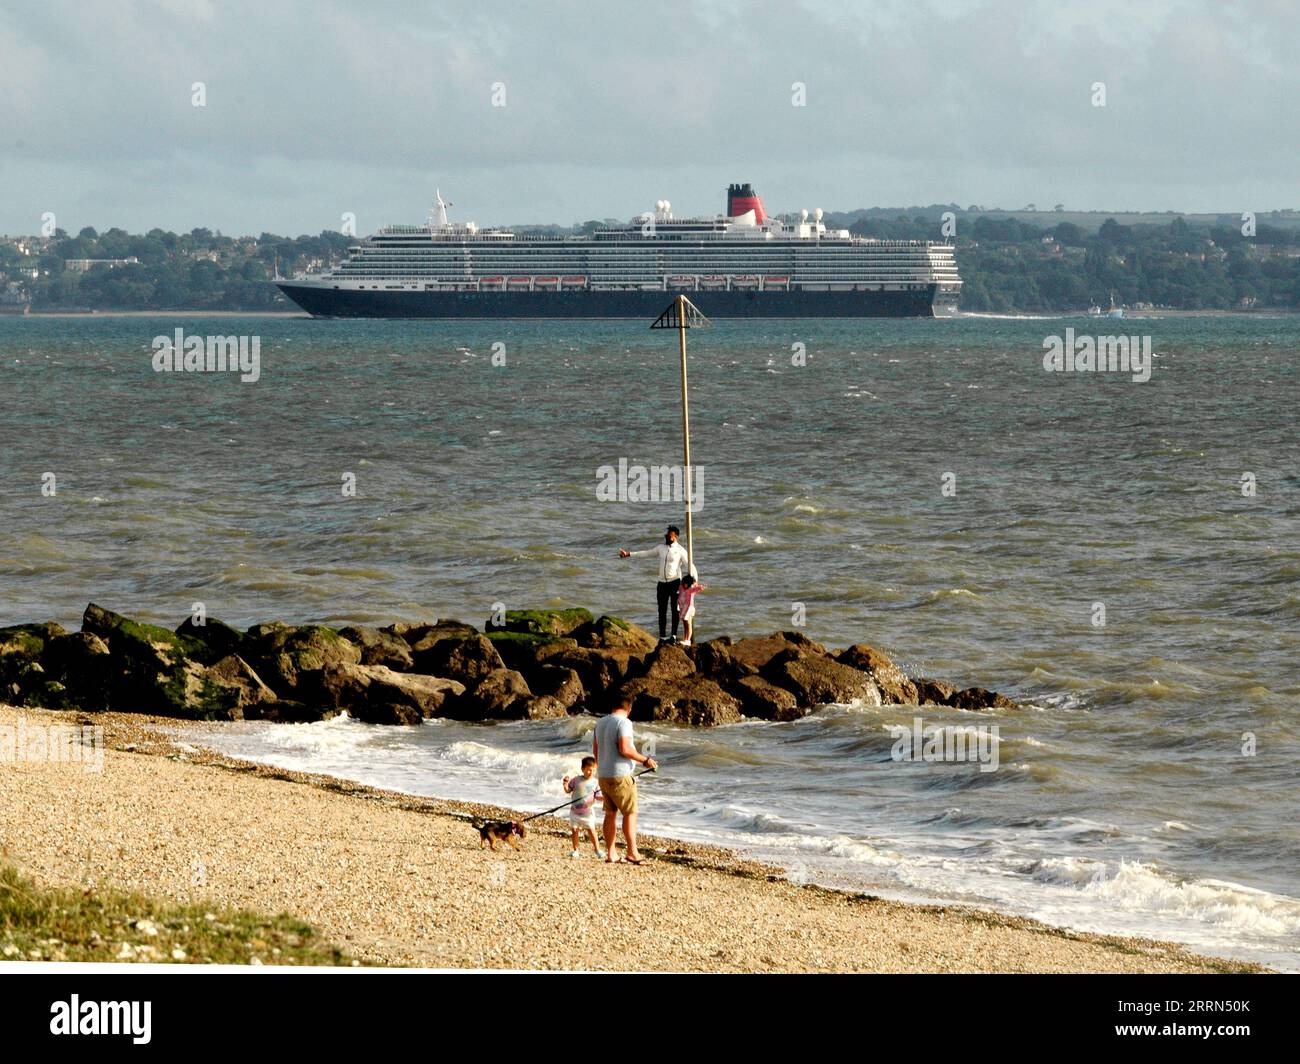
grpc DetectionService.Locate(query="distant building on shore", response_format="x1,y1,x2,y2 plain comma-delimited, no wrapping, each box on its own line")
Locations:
64,257,140,273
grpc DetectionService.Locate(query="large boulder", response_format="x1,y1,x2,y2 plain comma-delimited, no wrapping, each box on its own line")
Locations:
484,632,578,678
951,686,1018,711
834,644,918,704
689,638,756,689
528,665,585,713
570,615,657,652
640,642,695,682
399,620,480,657
321,662,464,725
729,631,827,672
1,622,66,662
241,622,362,703
762,649,882,709
381,619,436,641
202,654,279,719
41,631,113,709
486,607,594,638
175,617,245,664
81,603,246,718
414,634,505,685
616,674,741,727
549,646,646,707
384,613,478,647
915,678,959,706
733,675,804,721
338,625,414,671
519,694,573,720
444,667,533,721
0,623,67,705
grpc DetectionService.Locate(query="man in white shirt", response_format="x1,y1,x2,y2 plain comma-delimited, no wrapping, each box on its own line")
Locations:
618,524,698,644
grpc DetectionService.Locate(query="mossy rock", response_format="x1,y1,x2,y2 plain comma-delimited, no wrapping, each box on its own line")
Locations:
242,624,361,701
83,603,206,658
485,608,594,638
571,614,656,651
175,616,245,664
485,631,579,674
1,623,67,691
0,622,67,656
79,603,229,717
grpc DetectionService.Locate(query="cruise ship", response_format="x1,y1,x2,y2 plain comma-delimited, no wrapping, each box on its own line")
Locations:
275,183,961,318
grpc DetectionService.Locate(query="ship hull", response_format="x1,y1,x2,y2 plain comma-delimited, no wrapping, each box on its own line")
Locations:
275,283,954,319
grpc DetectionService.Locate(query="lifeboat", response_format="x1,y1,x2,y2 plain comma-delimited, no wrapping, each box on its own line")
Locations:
561,276,586,286
733,275,759,288
700,275,726,288
507,276,532,286
535,276,559,287
668,275,696,287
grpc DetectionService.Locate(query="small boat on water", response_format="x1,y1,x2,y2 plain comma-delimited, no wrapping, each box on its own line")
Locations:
1088,291,1125,318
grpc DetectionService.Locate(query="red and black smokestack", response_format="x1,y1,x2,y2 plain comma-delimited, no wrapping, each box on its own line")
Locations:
726,182,767,223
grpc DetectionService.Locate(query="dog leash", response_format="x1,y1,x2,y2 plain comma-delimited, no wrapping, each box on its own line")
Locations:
516,765,656,825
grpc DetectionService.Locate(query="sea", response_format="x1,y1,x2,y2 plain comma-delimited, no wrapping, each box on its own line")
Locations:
2,311,1297,970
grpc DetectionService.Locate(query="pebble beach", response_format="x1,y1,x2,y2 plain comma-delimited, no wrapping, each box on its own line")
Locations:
0,705,1265,973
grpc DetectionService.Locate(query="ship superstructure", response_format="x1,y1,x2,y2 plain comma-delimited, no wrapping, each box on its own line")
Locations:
276,183,960,318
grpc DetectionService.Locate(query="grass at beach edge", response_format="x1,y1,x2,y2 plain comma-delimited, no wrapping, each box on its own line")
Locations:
0,863,359,966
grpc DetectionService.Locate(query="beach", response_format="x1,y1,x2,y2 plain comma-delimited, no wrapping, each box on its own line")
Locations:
0,704,1265,973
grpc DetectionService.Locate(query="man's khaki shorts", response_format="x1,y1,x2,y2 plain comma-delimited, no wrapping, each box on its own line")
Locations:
599,775,638,816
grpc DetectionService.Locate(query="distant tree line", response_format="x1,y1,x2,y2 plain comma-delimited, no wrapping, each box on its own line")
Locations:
846,213,1300,311
4,228,354,310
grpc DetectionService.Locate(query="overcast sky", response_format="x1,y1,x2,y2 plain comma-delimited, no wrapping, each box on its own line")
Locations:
1,0,1295,236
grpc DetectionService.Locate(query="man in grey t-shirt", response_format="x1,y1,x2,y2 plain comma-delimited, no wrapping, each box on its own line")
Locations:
592,702,658,864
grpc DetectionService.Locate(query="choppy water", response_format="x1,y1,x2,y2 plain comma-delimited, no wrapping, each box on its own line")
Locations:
2,312,1297,969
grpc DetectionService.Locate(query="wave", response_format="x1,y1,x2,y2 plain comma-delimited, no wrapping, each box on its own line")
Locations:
440,740,576,797
1028,858,1300,936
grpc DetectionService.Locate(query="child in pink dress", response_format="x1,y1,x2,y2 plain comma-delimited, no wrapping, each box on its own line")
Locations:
676,574,704,646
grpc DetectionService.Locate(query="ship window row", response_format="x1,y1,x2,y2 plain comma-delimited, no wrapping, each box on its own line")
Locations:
366,237,947,250
334,262,946,274
330,267,951,279
340,251,951,262
335,264,947,274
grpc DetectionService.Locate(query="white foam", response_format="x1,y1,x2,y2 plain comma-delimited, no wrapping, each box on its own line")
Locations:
1030,858,1300,936
441,740,574,797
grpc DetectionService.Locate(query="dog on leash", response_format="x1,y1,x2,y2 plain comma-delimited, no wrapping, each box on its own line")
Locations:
473,818,528,851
